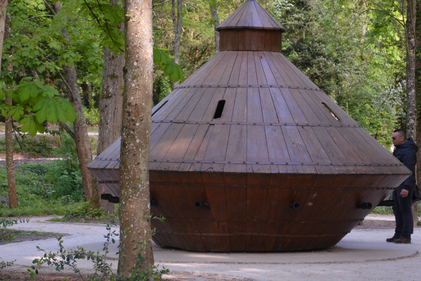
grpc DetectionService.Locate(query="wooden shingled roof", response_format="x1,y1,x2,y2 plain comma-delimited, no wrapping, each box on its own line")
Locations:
88,0,408,177
216,0,285,31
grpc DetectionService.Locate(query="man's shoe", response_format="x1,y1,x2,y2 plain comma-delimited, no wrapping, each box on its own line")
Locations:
394,237,411,244
386,235,399,242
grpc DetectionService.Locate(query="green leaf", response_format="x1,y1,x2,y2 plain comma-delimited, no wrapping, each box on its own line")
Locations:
0,84,5,100
42,86,59,98
18,82,40,101
34,99,48,123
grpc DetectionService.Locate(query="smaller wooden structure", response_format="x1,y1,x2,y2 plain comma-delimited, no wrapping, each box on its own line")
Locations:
88,0,410,252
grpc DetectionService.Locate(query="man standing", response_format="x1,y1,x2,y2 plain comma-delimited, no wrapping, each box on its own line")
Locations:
387,129,418,244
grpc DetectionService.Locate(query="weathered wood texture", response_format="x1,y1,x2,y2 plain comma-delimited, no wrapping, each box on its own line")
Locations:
88,0,411,252
216,0,285,31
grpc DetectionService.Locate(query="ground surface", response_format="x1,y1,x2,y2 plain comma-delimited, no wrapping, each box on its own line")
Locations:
2,215,419,281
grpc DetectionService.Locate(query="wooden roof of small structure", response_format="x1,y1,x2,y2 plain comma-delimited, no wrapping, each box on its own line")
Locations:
87,0,410,253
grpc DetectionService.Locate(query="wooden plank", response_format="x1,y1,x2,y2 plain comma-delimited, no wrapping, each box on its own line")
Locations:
219,52,239,85
298,126,338,174
228,51,244,85
220,88,237,122
308,89,357,125
312,127,357,174
249,0,263,28
232,88,247,122
236,1,249,27
267,52,294,85
281,126,316,174
149,123,184,161
156,124,199,171
182,52,228,86
276,54,317,89
225,124,247,163
247,87,263,123
174,88,207,120
255,3,273,28
256,30,266,51
203,125,230,161
241,30,252,51
264,52,286,85
150,123,171,152
265,126,296,173
354,127,401,166
299,89,333,124
221,0,247,28
280,88,308,124
247,51,258,85
201,88,227,121
270,88,294,124
259,51,277,85
253,52,268,85
325,127,375,174
151,89,181,119
155,88,197,121
177,125,208,172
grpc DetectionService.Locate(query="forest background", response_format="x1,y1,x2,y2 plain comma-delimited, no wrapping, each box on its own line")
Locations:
0,0,419,216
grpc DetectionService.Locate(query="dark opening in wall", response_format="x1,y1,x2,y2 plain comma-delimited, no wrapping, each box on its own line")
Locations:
152,100,169,117
213,100,226,119
322,102,339,121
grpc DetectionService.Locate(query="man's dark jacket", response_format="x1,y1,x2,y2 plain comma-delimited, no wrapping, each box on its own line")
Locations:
393,137,418,192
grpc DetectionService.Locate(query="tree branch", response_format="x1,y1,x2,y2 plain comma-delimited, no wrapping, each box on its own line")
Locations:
42,0,57,15
58,120,76,140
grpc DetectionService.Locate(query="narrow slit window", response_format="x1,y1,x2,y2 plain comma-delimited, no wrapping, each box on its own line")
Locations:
322,102,339,121
213,100,226,119
151,100,169,117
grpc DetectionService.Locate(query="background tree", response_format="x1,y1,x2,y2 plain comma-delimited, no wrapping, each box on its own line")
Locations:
171,0,182,87
0,0,16,208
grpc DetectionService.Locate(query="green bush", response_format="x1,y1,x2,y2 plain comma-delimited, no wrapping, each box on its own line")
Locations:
83,107,99,125
0,160,85,216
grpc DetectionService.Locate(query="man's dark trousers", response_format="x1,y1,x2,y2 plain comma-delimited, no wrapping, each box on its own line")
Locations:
392,187,413,239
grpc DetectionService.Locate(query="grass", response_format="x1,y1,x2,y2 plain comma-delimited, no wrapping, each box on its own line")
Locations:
371,203,421,217
0,229,67,245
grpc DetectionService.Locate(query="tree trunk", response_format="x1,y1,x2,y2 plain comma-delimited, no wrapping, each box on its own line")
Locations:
415,0,421,225
405,0,418,225
55,2,97,205
210,3,220,53
118,0,154,276
5,96,17,208
0,0,8,58
171,0,182,87
96,0,125,214
1,1,17,208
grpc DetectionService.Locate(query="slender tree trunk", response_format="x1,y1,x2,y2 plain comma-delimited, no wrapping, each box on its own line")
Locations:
1,0,17,208
210,3,220,53
5,96,17,208
118,0,154,275
96,0,125,214
55,2,97,205
171,0,182,87
415,0,421,225
405,0,418,225
0,0,8,57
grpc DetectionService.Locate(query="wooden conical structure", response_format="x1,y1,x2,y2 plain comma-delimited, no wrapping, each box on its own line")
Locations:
88,0,410,252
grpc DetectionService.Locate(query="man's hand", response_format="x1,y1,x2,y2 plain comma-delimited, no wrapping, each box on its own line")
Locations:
400,189,409,198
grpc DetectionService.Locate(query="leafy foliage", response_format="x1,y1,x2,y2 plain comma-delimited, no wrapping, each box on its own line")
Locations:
271,0,406,146
29,224,169,280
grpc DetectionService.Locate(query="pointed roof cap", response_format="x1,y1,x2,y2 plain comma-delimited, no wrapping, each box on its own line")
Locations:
216,0,285,31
